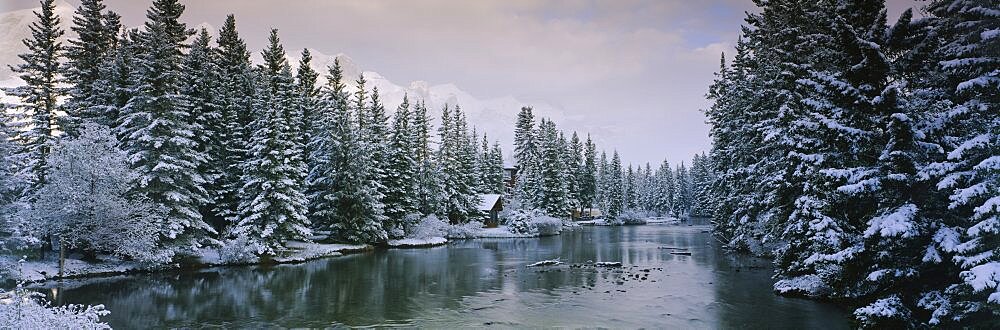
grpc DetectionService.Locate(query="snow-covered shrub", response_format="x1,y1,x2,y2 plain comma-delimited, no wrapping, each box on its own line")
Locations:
219,235,263,264
505,209,562,236
408,214,449,239
0,261,110,329
393,213,424,239
618,210,649,225
506,209,540,235
533,215,563,236
20,124,169,264
0,286,110,329
446,222,483,239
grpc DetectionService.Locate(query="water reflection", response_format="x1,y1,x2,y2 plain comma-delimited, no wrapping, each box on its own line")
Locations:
43,225,848,328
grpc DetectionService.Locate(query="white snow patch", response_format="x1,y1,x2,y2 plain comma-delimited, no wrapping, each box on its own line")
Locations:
387,237,448,248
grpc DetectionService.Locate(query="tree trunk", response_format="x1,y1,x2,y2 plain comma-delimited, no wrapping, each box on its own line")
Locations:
58,236,65,278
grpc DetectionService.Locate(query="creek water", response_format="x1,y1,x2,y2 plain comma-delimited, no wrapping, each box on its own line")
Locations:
41,222,848,328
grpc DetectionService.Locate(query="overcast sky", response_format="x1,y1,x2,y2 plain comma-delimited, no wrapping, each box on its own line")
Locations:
2,0,922,165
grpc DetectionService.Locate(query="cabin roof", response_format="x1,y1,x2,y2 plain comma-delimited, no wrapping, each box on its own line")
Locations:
477,194,502,211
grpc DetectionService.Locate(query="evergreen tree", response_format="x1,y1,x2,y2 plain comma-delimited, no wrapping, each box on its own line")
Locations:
538,119,570,217
579,135,598,212
605,151,624,220
436,105,480,223
181,28,224,230
513,106,540,208
5,0,66,196
673,162,691,217
212,14,255,229
64,0,117,134
624,165,637,211
566,132,583,214
116,0,213,251
233,29,311,253
654,160,674,216
382,95,419,236
296,48,320,172
411,100,439,215
308,59,386,243
923,0,1000,325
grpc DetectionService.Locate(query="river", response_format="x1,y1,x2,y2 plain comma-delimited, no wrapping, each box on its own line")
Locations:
41,222,849,328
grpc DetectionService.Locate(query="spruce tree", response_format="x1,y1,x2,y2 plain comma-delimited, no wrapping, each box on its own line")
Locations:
64,0,117,134
5,0,66,196
580,135,598,212
382,95,419,235
233,29,311,253
117,0,213,251
213,14,255,228
605,151,624,220
181,28,224,230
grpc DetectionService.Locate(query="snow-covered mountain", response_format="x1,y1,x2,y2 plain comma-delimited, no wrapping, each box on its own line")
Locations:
1,2,607,156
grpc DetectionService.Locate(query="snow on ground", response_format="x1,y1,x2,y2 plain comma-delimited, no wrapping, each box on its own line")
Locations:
272,241,369,264
387,237,448,248
476,226,535,238
14,256,146,283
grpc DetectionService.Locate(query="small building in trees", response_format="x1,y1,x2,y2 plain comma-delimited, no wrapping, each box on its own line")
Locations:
503,161,518,194
478,194,503,227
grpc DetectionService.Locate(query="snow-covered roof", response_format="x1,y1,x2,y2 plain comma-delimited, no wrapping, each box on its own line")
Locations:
477,194,502,211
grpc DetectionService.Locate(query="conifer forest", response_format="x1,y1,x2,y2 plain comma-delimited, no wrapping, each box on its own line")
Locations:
0,0,996,328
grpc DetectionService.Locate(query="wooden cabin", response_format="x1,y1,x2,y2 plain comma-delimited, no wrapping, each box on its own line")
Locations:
478,194,503,227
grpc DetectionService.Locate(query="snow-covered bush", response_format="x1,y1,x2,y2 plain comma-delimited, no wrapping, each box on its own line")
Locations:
506,209,540,235
219,235,263,264
20,124,169,264
618,210,649,225
446,222,483,239
505,209,562,236
391,213,424,239
0,261,110,329
0,286,110,329
408,214,449,239
533,216,563,236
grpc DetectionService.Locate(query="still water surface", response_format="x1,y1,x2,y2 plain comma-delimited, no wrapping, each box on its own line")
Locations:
44,223,848,328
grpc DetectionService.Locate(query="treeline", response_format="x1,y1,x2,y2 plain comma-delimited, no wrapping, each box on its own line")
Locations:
0,0,513,263
705,0,997,327
509,107,713,220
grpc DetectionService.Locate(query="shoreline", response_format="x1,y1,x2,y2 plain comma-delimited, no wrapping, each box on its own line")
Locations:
15,219,683,285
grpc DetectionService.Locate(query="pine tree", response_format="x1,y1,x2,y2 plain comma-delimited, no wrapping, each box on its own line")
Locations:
5,0,66,196
64,0,117,134
624,165,637,211
436,105,480,223
116,0,213,252
411,100,439,215
654,160,674,216
538,119,570,217
580,135,598,212
923,0,1000,325
213,14,255,229
233,29,311,253
382,95,419,236
310,61,386,243
673,162,691,217
181,28,224,231
296,48,320,174
513,106,540,208
566,132,583,214
605,151,624,220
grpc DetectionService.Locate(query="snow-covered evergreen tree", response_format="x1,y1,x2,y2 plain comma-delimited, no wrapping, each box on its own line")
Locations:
605,151,624,220
436,105,480,223
579,135,598,211
537,119,570,217
411,100,440,215
116,0,213,252
233,29,311,253
63,0,118,135
310,61,385,243
181,28,225,230
212,14,255,233
382,95,419,236
5,0,66,197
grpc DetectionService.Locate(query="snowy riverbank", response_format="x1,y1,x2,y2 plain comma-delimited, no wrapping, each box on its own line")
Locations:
12,241,371,283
